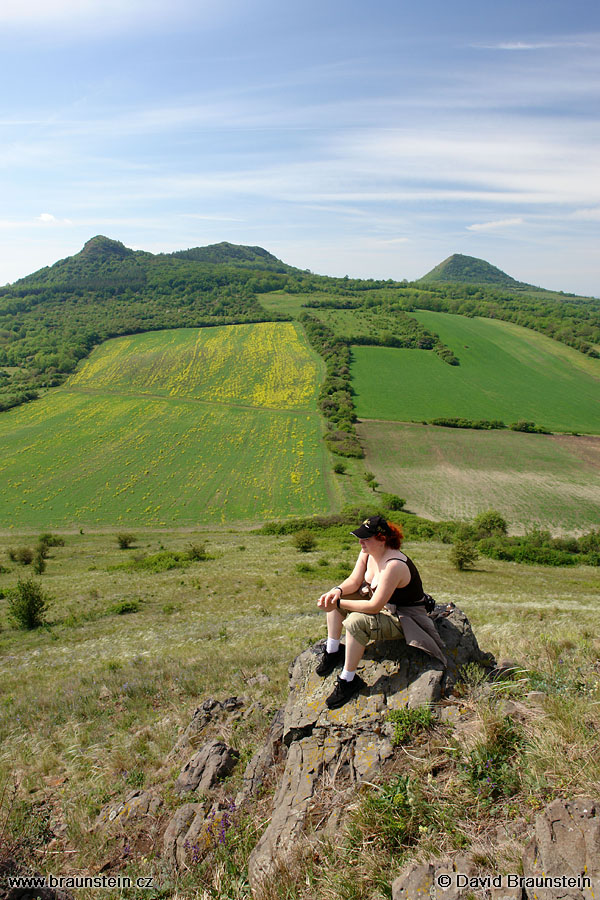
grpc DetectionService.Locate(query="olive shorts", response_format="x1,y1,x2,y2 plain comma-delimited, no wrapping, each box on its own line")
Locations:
341,602,448,666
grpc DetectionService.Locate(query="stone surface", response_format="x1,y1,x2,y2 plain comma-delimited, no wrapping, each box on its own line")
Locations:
392,855,475,900
236,708,285,805
175,740,240,794
522,798,600,898
162,803,204,867
248,606,494,893
169,696,246,756
96,789,163,828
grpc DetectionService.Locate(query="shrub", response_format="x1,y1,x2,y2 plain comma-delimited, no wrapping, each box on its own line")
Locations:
579,529,600,553
388,706,435,745
509,420,550,434
32,552,46,575
449,539,479,571
473,509,508,537
293,530,317,553
109,600,140,615
333,461,347,474
13,547,34,566
8,579,51,630
186,542,209,561
38,533,65,548
116,533,136,549
381,493,405,511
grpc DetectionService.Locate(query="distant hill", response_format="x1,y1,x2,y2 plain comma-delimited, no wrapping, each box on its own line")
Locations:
1,236,599,417
15,236,293,289
168,241,293,272
419,254,533,288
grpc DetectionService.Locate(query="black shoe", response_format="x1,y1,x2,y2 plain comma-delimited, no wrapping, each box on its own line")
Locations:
316,646,345,677
326,674,366,709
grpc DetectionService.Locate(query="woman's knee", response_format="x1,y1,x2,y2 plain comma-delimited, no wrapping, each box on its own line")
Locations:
343,612,371,646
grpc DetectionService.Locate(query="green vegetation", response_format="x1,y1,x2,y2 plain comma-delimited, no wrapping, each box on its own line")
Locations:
430,417,506,429
449,539,479,571
1,524,598,898
352,311,600,432
0,322,337,528
388,705,435,745
357,421,600,533
3,239,598,422
7,578,51,629
299,313,363,457
293,530,318,553
419,253,528,288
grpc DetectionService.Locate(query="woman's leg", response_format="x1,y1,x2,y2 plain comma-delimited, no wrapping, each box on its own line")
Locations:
326,607,345,641
344,632,367,672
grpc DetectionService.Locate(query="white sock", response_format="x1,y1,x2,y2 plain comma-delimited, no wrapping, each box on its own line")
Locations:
326,638,340,654
340,669,355,682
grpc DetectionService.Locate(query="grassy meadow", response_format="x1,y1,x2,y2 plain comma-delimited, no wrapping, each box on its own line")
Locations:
357,422,600,533
352,312,600,433
0,323,340,529
0,525,599,898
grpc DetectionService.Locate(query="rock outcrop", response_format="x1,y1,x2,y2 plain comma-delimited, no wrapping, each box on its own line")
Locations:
391,799,600,900
175,741,239,794
247,605,494,892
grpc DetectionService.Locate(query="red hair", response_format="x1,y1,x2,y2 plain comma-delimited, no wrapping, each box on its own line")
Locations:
374,520,403,549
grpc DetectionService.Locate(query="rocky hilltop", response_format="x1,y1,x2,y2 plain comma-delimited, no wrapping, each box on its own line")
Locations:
88,603,600,900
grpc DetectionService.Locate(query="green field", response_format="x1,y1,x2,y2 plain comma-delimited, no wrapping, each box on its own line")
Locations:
352,311,600,433
0,323,337,529
358,421,600,533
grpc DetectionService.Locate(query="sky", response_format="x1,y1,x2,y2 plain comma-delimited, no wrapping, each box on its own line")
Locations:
1,0,599,295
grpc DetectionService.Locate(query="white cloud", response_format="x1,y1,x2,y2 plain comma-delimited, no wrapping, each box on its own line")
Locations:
0,214,72,229
570,208,600,221
0,0,242,33
467,217,525,232
476,39,593,51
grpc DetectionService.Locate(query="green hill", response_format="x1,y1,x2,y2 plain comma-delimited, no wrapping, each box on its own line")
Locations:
352,310,600,433
0,323,334,528
168,241,294,271
419,253,531,288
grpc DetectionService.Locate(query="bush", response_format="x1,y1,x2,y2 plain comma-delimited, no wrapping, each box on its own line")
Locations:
8,579,51,630
116,533,136,549
333,461,347,474
381,493,405,511
186,542,209,560
11,547,34,566
579,529,600,553
449,539,479,571
473,509,508,538
509,420,550,434
109,600,140,615
32,552,46,575
293,530,317,553
38,533,65,548
388,706,435,745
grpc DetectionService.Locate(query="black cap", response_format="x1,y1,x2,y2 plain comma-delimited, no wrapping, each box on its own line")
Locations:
350,515,390,539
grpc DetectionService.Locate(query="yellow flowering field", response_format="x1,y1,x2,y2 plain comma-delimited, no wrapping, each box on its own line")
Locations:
68,323,321,410
0,324,335,528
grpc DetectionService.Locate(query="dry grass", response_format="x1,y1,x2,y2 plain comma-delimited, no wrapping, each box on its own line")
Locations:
0,526,598,898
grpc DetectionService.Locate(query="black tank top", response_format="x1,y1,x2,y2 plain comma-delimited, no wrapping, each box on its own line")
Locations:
385,554,425,607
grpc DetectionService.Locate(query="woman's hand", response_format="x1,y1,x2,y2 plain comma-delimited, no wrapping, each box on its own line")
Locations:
317,588,341,612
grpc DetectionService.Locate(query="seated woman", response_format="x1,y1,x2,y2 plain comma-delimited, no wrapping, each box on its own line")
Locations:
317,515,447,709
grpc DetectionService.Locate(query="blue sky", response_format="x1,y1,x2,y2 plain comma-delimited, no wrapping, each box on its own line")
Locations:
1,0,599,295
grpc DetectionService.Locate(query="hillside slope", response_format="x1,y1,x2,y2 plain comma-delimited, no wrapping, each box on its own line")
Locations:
419,253,532,288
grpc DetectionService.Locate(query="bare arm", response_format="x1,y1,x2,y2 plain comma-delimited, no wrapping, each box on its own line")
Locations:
317,550,368,608
319,558,410,614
